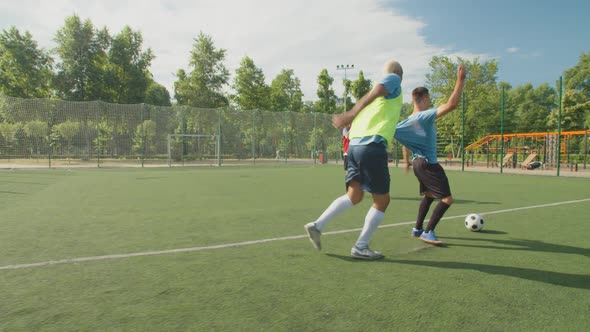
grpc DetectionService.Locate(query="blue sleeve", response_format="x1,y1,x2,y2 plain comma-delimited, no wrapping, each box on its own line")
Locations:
420,109,437,125
379,74,401,99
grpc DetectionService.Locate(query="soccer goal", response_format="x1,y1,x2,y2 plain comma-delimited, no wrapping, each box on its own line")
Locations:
167,134,221,167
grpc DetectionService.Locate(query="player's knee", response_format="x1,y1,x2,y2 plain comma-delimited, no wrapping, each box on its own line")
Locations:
349,192,363,205
373,194,390,211
347,187,363,204
442,196,454,205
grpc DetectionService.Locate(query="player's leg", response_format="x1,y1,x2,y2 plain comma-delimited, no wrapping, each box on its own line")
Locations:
411,158,434,236
304,147,363,250
420,164,452,245
424,167,452,232
423,194,452,228
351,143,388,259
413,193,434,236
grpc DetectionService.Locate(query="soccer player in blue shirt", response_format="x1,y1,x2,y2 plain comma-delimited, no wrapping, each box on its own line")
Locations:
394,64,466,245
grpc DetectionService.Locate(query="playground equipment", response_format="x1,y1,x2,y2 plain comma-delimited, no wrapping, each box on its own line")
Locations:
464,130,590,169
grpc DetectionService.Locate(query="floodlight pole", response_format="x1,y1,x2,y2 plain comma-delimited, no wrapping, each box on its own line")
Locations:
336,64,354,112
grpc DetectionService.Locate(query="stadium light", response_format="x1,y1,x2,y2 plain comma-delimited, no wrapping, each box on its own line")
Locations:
336,64,355,112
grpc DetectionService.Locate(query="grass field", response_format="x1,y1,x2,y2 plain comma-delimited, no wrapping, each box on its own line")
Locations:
1,165,589,331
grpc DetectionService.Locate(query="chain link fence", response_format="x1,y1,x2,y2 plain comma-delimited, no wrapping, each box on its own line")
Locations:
0,95,343,168
1,94,587,176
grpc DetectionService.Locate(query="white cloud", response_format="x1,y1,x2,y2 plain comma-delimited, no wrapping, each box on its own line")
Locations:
506,47,519,53
0,0,490,103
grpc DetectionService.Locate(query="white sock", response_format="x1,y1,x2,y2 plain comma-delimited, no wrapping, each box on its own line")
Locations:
355,207,385,249
313,195,353,231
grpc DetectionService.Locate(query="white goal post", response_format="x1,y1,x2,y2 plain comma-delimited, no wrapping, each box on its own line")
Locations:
167,134,221,167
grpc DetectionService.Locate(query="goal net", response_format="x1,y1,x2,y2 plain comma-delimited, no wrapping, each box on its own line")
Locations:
167,134,220,167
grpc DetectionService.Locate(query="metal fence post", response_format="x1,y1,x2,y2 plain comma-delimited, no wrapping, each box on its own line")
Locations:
461,93,465,172
141,103,146,168
252,110,256,164
284,111,289,163
96,101,101,168
557,76,562,177
313,112,317,164
500,87,505,174
217,108,222,167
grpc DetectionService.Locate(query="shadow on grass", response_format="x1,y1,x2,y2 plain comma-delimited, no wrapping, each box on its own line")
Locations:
475,230,508,235
444,237,590,258
0,180,48,185
325,254,590,290
392,196,500,205
0,190,26,195
392,259,590,290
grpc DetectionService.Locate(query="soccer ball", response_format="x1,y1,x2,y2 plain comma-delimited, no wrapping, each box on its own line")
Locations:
465,213,484,231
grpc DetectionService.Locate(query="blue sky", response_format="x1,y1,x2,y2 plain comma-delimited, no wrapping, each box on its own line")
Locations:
0,0,588,102
391,0,590,88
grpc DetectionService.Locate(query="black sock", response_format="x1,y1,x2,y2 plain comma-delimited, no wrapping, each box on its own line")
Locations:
416,196,434,230
425,201,451,232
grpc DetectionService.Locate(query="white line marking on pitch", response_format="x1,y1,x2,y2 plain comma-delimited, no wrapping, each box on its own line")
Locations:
1,198,589,271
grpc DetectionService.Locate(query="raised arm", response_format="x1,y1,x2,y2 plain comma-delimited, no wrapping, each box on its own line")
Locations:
332,84,389,129
436,64,467,119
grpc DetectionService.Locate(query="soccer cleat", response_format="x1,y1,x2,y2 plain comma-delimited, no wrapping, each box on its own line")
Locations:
350,246,384,260
420,230,444,245
304,222,322,251
411,228,424,237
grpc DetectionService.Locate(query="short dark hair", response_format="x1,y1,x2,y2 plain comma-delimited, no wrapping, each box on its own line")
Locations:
412,87,429,103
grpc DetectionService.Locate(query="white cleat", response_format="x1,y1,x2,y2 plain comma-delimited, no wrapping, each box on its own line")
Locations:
304,222,322,251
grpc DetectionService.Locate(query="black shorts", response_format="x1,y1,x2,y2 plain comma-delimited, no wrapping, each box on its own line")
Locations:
345,143,390,194
343,154,349,170
412,157,451,198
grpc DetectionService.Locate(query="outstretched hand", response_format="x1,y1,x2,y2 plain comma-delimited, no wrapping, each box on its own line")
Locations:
332,112,353,129
457,64,467,80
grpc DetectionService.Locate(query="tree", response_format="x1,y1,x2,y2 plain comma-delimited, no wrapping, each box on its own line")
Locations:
174,32,229,108
350,70,372,100
0,26,53,98
426,56,500,155
94,120,113,155
547,89,590,131
315,69,336,113
302,100,316,113
232,56,270,110
341,79,353,112
512,83,556,133
270,69,303,112
345,70,373,110
562,51,590,135
145,81,171,106
564,52,590,99
0,122,22,152
23,120,48,154
133,119,157,154
53,15,110,101
53,120,80,154
106,26,154,104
